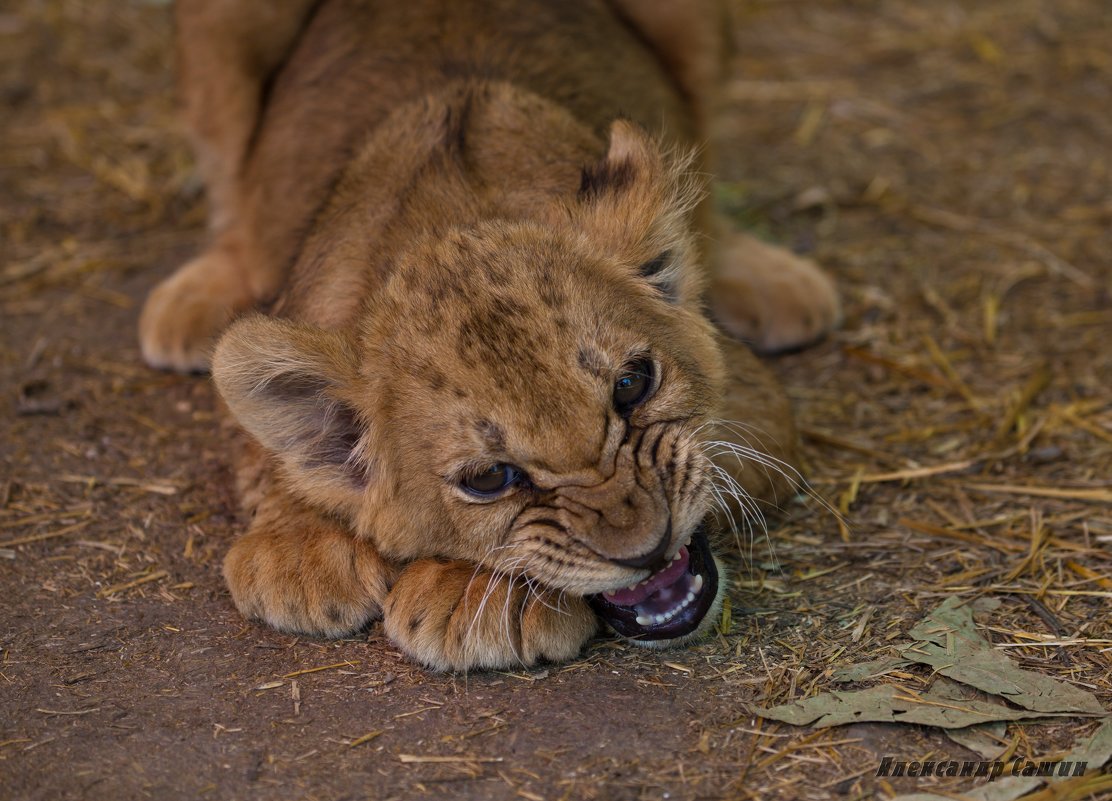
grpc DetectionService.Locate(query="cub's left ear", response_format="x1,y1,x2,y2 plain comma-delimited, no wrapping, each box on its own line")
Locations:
575,119,705,305
212,315,373,513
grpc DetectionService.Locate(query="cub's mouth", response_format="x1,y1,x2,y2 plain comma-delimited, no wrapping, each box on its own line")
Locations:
588,523,719,641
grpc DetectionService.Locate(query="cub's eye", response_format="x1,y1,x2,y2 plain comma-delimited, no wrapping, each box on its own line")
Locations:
613,358,655,415
461,464,522,497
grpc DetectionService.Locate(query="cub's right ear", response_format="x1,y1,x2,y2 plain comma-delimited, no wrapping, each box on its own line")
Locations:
212,315,372,511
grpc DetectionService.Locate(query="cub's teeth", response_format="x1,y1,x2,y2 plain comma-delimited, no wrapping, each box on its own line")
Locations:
627,583,639,591
632,578,706,629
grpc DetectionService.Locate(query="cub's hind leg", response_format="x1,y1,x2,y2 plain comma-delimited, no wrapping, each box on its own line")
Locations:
140,0,317,372
605,0,728,135
223,485,394,638
139,237,254,372
174,0,317,233
710,227,841,354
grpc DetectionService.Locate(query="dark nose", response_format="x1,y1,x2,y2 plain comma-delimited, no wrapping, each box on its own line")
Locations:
611,520,671,569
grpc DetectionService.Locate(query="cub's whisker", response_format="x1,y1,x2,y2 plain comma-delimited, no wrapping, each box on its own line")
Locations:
708,464,772,568
711,418,844,519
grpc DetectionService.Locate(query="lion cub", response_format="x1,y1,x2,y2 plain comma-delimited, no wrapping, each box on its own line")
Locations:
139,0,839,670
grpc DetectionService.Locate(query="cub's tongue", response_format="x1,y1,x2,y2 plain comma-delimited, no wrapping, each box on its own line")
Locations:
588,524,718,642
602,546,690,606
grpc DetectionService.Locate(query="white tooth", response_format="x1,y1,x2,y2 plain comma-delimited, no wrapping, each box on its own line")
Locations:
636,614,651,626
692,574,704,593
627,583,638,591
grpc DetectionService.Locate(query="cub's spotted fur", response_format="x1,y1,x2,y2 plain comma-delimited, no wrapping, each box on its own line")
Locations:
140,0,839,670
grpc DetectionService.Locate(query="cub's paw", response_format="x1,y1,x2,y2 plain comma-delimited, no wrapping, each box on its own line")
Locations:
711,230,841,353
223,520,391,638
139,248,251,372
383,560,599,672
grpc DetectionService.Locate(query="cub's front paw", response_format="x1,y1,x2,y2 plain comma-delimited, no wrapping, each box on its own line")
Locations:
139,248,251,372
223,520,391,638
711,230,841,353
383,560,599,672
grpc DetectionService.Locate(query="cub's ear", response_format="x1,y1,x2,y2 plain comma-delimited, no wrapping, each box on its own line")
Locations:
576,119,704,305
577,118,656,201
212,315,372,511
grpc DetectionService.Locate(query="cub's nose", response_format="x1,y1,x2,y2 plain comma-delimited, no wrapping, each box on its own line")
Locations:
611,521,671,569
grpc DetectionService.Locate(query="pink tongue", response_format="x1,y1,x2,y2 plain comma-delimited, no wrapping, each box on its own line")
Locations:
602,546,690,606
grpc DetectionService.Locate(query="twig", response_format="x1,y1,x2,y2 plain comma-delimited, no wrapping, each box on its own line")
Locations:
0,520,90,548
97,570,168,598
398,754,503,764
282,661,359,678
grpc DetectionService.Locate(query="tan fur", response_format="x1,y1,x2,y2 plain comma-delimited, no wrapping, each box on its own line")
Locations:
142,0,838,670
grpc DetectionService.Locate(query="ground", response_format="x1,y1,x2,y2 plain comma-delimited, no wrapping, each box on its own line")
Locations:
1,1,1110,800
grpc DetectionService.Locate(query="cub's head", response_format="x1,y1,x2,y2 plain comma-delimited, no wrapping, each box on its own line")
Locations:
214,121,730,644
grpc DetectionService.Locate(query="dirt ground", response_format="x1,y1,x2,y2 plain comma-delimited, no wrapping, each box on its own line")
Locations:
2,1,1110,800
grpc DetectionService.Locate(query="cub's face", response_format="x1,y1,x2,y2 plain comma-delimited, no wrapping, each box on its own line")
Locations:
215,122,729,643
